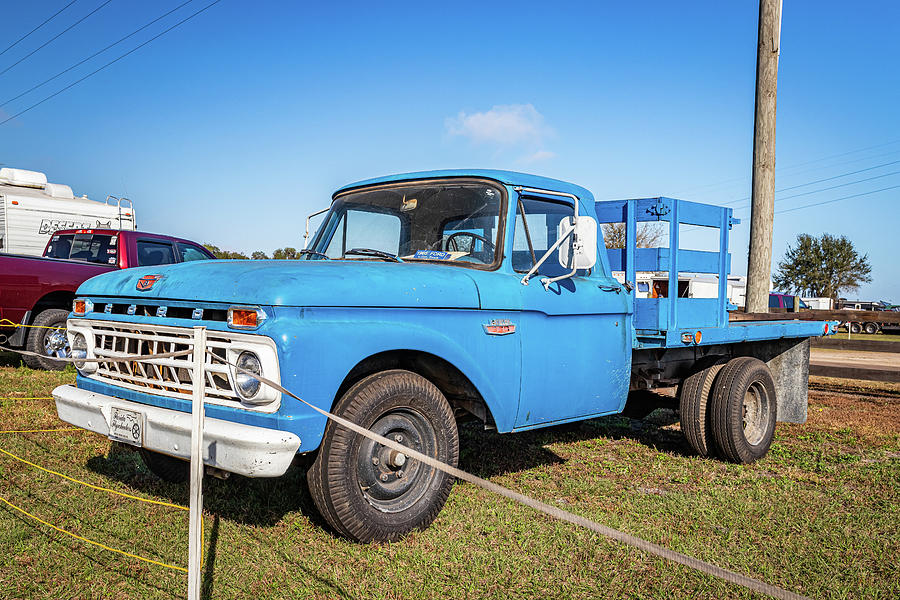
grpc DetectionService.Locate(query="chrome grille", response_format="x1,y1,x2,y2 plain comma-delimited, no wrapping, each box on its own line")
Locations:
87,321,238,403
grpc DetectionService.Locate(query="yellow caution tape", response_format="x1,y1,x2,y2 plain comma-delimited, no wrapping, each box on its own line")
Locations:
0,318,66,331
0,446,188,511
0,494,187,572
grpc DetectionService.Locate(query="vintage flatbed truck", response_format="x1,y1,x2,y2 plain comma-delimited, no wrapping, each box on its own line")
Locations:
52,170,835,541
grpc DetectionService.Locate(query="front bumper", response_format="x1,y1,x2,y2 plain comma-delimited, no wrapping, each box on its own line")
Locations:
53,385,301,478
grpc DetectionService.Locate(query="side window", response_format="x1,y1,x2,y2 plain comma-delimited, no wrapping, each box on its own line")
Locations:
137,240,176,266
512,197,574,276
177,242,212,262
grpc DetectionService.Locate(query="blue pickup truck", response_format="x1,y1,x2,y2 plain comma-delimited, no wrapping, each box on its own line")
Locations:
53,170,834,542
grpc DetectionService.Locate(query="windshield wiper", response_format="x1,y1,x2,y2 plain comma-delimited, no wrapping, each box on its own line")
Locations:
298,249,330,260
344,248,403,262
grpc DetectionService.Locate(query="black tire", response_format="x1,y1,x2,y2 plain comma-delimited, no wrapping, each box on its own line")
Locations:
863,322,879,335
710,357,777,464
307,370,459,542
849,322,862,334
678,357,727,457
139,449,189,483
24,308,71,371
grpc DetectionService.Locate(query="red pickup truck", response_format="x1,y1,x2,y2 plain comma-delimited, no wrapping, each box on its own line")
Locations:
0,229,215,369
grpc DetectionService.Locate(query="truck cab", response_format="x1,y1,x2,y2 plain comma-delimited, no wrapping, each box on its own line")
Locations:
52,170,832,542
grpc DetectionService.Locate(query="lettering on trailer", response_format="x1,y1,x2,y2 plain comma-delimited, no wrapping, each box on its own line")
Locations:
38,219,114,234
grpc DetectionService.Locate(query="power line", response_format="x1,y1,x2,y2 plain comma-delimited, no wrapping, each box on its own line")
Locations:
729,169,900,210
0,0,114,78
768,159,900,194
0,0,222,128
775,184,900,214
673,138,900,197
0,0,79,58
1,0,196,108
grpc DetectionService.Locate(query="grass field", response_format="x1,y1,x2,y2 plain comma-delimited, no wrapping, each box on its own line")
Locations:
1,358,898,599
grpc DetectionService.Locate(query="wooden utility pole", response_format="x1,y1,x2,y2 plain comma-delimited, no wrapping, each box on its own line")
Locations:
745,0,783,313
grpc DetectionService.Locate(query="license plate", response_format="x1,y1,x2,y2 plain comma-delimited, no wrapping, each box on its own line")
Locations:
109,407,143,447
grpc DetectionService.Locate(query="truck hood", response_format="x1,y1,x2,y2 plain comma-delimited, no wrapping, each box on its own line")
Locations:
76,260,482,309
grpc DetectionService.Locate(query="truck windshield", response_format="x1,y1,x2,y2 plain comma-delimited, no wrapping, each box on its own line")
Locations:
311,181,503,266
44,233,118,265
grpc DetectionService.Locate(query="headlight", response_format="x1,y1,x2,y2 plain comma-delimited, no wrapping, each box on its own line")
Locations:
71,332,95,374
234,351,262,400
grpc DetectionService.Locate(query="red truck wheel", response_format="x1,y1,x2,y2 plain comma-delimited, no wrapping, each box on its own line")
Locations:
710,357,777,464
24,309,71,371
678,358,727,457
307,369,458,542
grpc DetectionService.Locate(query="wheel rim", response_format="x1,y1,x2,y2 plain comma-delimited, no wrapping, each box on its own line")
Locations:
356,408,438,513
43,328,70,359
742,381,771,446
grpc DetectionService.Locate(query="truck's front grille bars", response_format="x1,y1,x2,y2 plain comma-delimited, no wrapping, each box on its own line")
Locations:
88,323,238,403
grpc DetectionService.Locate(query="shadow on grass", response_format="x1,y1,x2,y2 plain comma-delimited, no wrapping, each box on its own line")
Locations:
85,444,329,530
82,407,694,529
0,350,25,368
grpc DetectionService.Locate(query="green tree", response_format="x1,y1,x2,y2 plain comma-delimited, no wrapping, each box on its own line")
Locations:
251,251,269,260
271,247,299,260
203,243,249,259
773,233,872,300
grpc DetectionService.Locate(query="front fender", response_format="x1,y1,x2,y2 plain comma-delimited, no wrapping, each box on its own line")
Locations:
270,306,521,451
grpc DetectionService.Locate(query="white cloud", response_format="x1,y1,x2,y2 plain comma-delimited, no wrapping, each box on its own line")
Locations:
519,149,556,163
445,104,552,147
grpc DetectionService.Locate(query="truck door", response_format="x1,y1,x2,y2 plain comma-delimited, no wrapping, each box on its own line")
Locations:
511,193,631,429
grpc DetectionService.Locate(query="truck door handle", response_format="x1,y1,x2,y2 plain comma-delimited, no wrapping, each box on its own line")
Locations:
599,284,622,293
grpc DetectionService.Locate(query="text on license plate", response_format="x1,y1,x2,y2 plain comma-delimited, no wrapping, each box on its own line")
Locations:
109,407,143,447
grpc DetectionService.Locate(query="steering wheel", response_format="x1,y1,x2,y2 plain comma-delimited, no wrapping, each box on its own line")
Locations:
445,231,495,254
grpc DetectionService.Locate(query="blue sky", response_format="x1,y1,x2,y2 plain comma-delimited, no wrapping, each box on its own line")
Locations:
1,1,898,300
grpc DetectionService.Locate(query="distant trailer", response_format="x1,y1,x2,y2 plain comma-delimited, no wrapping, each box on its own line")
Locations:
0,167,136,256
802,297,833,310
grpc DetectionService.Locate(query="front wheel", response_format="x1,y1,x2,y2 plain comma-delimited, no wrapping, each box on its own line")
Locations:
307,370,459,542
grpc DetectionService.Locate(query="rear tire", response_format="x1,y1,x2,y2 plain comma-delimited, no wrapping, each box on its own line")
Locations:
307,370,459,542
24,309,71,371
849,322,862,334
140,449,189,483
863,322,879,334
678,357,727,457
710,357,777,464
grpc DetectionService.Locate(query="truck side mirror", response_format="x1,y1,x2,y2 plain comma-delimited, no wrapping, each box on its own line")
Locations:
557,216,597,270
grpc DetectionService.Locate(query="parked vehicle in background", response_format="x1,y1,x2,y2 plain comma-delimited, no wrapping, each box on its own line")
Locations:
0,167,135,256
769,293,808,311
52,170,834,542
835,299,900,334
0,229,215,369
801,297,833,310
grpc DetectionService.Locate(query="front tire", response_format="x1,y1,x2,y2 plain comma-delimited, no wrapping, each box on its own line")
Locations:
24,308,70,371
710,357,777,464
307,370,459,542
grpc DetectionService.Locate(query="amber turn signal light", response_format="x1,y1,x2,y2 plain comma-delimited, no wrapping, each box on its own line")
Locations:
73,299,87,315
228,307,265,329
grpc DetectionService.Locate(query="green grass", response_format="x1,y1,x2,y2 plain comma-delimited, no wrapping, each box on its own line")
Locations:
1,363,898,599
828,331,900,342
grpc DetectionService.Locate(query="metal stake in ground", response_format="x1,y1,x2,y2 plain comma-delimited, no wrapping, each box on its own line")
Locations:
187,326,206,600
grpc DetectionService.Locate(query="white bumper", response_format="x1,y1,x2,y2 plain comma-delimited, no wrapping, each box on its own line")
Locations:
53,385,301,478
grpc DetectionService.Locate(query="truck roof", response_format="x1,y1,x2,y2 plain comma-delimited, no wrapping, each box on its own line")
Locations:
51,228,205,246
335,169,595,202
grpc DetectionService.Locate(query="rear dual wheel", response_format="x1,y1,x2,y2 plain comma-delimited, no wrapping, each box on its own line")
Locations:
679,356,777,463
307,370,458,542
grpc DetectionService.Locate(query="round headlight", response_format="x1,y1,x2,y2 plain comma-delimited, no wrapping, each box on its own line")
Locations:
71,332,91,373
235,351,262,399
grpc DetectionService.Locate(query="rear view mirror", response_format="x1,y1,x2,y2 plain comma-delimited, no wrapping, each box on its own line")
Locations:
558,216,597,270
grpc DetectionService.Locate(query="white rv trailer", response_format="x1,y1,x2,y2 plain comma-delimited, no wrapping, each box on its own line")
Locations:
0,168,136,256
